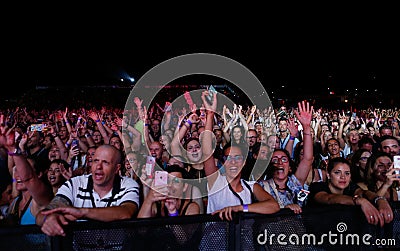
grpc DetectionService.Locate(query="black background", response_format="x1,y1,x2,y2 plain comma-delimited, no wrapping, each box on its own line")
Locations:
2,7,399,105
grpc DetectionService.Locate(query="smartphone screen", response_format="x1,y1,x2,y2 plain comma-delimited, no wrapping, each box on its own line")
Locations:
71,139,79,148
394,156,400,174
154,171,168,186
207,85,217,102
30,124,45,131
145,156,156,178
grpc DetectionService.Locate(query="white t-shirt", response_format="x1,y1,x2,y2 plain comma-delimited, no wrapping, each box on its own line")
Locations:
207,172,255,214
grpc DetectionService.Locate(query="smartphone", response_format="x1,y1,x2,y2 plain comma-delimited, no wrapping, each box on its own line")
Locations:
154,171,168,186
30,123,46,131
145,156,156,178
394,155,400,174
207,85,217,102
71,139,79,148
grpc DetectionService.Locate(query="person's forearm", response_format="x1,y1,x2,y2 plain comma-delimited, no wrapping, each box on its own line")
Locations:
137,201,154,218
84,204,136,221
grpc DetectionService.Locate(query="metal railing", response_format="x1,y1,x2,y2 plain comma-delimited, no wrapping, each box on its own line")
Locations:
1,202,400,251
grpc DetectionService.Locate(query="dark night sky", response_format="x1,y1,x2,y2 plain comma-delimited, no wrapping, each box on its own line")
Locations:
3,11,399,100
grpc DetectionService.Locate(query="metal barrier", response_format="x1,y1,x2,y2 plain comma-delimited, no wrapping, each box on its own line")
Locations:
1,202,400,251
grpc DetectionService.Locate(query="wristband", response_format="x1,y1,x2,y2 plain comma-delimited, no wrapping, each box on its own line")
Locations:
289,136,295,141
8,148,23,156
144,124,150,127
168,211,179,217
186,120,192,126
243,204,249,212
95,119,101,123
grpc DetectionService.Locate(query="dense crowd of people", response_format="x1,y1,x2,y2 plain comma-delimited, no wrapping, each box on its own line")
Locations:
0,84,399,240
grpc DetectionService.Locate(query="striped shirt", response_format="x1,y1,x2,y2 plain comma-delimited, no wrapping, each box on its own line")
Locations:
56,174,140,208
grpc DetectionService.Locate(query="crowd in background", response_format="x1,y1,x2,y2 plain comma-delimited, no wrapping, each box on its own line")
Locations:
0,84,399,236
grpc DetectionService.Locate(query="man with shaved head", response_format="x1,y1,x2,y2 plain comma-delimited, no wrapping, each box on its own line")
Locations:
37,144,140,237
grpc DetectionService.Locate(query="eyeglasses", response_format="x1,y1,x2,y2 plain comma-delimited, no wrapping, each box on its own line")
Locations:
168,177,181,184
223,155,244,162
127,158,137,163
271,156,289,164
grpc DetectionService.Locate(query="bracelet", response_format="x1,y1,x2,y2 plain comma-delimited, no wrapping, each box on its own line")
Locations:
95,119,101,123
168,211,179,217
8,148,23,156
289,136,295,141
186,120,192,126
374,196,387,205
243,204,249,212
352,194,360,205
303,132,311,136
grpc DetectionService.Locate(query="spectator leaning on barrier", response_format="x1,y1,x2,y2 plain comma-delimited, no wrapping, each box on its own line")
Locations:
0,127,53,226
201,90,279,220
137,164,200,218
36,144,140,237
259,100,314,214
307,157,393,227
365,152,400,202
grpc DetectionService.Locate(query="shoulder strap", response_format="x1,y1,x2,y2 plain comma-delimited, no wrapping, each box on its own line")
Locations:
228,183,244,205
242,180,257,203
181,200,195,216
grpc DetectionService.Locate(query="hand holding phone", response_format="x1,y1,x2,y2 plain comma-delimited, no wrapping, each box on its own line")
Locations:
154,171,168,186
145,156,156,178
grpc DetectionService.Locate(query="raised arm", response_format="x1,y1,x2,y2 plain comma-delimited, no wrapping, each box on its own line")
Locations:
293,100,314,185
0,129,53,207
200,90,219,188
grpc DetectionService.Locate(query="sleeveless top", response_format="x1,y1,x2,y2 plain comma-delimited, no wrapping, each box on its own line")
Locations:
20,200,35,225
207,172,256,214
156,197,195,217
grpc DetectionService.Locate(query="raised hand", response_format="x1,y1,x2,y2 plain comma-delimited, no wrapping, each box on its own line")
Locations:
201,91,217,112
294,100,313,127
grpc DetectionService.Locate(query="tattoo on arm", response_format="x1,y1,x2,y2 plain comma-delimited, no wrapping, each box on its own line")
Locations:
45,196,70,210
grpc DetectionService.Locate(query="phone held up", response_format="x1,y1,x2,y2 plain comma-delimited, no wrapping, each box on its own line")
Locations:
393,155,400,175
145,156,156,179
154,170,168,186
